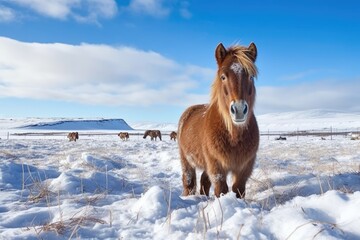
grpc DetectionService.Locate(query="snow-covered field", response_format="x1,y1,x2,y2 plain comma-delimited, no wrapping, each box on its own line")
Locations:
1,111,360,239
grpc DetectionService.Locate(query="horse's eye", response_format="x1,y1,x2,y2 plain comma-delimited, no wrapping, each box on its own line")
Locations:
220,74,227,81
250,76,254,81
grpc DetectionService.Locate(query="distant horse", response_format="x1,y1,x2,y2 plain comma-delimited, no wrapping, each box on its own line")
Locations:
143,130,162,141
170,131,177,141
275,136,287,140
178,42,259,198
67,132,79,142
118,132,129,141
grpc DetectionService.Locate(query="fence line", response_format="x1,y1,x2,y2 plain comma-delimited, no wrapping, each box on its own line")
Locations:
260,127,360,139
1,127,359,140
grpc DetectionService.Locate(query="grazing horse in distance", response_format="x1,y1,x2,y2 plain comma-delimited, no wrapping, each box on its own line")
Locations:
170,131,177,141
178,42,259,198
67,132,79,142
118,132,129,141
143,130,162,141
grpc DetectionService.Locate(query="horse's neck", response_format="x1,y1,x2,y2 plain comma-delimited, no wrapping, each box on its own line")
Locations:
207,103,245,146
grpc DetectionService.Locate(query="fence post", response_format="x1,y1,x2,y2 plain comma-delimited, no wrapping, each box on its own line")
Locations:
7,132,9,140
297,128,299,141
330,126,332,140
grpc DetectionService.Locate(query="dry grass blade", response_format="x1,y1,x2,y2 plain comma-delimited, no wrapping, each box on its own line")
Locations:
41,221,66,235
38,215,107,238
285,220,344,240
69,216,107,225
29,188,53,203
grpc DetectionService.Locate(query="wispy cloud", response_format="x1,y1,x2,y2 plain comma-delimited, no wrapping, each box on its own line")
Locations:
125,0,192,19
127,0,170,18
0,0,118,23
280,69,335,81
0,0,191,23
179,1,191,19
0,37,212,107
256,79,360,114
0,5,16,22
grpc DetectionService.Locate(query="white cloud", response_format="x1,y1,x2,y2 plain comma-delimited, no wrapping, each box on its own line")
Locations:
1,0,191,22
256,80,360,114
127,0,170,18
1,0,117,23
0,37,212,107
125,0,192,19
0,5,16,22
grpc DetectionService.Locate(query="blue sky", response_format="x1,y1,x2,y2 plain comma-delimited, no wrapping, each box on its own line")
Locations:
0,0,360,123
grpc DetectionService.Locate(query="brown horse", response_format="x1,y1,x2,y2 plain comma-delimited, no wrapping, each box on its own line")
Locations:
178,42,259,198
67,132,79,142
118,132,129,141
170,131,177,141
143,130,162,141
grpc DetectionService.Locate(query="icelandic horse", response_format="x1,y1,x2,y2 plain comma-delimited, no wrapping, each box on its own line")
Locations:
143,130,162,141
170,131,177,141
118,132,129,141
177,42,259,198
67,132,79,142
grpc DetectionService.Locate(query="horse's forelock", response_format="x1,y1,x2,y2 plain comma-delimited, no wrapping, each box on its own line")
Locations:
230,46,258,78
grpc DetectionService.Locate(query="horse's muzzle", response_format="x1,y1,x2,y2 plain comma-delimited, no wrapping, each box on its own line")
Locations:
229,100,248,124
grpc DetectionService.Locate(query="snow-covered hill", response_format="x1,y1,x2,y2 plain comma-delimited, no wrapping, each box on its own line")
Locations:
21,119,133,131
2,109,360,132
129,121,178,132
257,109,360,131
0,118,133,131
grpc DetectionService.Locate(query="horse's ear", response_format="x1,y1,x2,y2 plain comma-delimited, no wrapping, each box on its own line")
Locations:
215,43,227,65
247,42,257,62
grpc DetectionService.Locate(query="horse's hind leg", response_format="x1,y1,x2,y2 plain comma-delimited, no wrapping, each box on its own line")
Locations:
180,151,197,196
200,171,211,196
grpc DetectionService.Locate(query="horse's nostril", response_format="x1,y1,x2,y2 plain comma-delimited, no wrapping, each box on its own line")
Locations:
243,104,248,115
231,105,237,115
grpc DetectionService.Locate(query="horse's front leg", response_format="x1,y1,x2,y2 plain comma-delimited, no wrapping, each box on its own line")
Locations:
231,174,246,198
232,157,255,198
207,163,228,197
200,171,211,196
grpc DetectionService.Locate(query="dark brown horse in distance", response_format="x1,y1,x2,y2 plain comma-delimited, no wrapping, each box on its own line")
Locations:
118,132,129,141
178,42,259,198
170,131,177,141
67,132,79,142
143,130,162,141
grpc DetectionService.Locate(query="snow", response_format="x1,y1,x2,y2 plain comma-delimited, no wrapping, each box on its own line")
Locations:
257,109,360,132
0,110,360,239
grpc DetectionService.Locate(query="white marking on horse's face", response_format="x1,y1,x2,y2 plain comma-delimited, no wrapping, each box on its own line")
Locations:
230,62,243,77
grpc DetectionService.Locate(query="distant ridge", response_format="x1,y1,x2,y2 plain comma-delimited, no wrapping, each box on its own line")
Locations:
20,119,133,130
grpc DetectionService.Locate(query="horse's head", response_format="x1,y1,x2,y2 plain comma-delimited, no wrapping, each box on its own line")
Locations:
211,42,258,130
143,130,150,139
